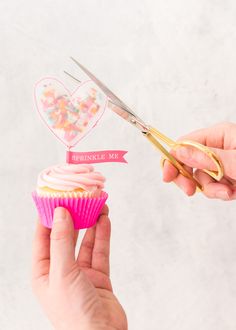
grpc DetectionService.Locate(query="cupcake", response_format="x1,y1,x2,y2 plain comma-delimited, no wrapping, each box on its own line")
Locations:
32,163,108,229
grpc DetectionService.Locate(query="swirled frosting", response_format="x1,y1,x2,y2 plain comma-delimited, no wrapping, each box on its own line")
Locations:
37,164,105,193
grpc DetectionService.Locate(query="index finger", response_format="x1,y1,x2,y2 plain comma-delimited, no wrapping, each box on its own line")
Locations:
178,123,233,149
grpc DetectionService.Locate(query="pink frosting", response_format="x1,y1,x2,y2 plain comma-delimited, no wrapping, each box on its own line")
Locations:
37,164,105,192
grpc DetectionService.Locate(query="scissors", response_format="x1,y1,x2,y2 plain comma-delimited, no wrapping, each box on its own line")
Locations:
64,57,224,191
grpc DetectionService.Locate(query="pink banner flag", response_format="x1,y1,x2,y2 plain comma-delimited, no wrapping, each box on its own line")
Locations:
67,150,128,164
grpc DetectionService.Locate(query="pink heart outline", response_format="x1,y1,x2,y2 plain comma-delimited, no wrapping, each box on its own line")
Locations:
34,77,108,149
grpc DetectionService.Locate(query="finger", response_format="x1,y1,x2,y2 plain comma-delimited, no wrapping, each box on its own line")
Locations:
77,225,96,268
231,188,236,200
77,204,109,268
163,160,179,182
32,221,51,280
50,207,75,277
162,156,197,195
100,204,109,216
177,123,232,148
195,170,233,200
216,175,235,186
172,165,196,196
216,150,236,180
175,147,236,180
92,214,111,276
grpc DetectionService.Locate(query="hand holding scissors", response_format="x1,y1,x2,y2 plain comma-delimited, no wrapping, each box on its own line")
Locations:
163,122,236,200
65,58,224,193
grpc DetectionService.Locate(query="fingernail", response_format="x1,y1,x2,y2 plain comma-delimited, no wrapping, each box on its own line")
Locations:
216,190,230,200
184,188,194,196
54,207,67,223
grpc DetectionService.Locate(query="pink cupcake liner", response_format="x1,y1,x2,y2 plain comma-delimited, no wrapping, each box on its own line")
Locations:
32,191,108,229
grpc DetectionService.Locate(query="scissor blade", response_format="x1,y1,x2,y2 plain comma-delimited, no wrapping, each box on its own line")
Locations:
71,57,135,112
108,100,134,121
69,58,149,132
108,99,149,133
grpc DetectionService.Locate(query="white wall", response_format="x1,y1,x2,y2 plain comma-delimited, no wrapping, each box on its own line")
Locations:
0,0,236,329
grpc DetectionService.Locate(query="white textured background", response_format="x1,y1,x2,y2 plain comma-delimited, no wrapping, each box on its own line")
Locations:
0,0,236,329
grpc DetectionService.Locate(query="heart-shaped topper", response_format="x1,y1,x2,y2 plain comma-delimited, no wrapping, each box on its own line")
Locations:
34,78,107,148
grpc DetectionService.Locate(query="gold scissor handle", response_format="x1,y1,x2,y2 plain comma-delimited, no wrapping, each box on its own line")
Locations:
144,127,224,192
174,140,224,181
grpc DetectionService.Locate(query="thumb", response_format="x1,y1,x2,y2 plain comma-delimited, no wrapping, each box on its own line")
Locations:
176,147,236,180
50,207,75,277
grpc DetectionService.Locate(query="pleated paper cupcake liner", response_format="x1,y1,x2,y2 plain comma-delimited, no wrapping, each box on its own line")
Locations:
32,191,108,229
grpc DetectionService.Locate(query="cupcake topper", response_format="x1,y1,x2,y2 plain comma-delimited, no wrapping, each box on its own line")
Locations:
34,71,127,164
34,78,107,149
